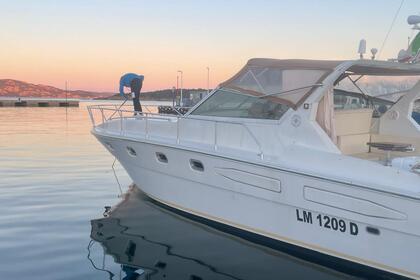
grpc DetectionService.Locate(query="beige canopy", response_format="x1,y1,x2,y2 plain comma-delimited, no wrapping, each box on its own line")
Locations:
347,60,420,76
220,59,341,108
220,58,420,108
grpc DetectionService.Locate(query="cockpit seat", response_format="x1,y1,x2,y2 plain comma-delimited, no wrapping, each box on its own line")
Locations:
335,108,374,155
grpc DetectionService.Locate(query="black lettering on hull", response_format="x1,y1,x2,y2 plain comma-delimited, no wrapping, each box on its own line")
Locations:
350,222,359,236
296,209,303,222
297,209,359,236
303,211,313,224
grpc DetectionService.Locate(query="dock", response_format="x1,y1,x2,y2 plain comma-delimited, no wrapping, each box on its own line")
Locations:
158,105,190,115
0,98,79,107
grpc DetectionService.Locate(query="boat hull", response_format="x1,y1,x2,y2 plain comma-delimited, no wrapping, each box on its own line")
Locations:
143,187,409,280
95,133,420,279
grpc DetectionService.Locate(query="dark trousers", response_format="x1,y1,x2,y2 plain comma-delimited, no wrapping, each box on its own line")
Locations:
130,78,143,112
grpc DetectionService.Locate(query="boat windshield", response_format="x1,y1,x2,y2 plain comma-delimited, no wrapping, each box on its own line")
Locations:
191,60,333,119
191,88,290,120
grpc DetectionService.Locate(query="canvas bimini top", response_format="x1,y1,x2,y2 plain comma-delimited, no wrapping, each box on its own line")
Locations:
219,58,420,108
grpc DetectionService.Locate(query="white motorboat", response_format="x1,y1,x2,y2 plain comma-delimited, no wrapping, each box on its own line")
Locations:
88,57,420,279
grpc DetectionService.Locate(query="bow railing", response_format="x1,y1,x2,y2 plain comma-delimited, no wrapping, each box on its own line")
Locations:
87,104,265,160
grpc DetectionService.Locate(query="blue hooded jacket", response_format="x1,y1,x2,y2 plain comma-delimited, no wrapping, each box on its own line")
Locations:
119,73,144,97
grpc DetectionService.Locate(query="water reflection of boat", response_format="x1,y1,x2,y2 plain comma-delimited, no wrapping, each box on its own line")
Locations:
89,186,352,280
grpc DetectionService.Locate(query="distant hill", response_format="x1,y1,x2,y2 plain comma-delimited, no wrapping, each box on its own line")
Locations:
0,79,208,101
0,79,109,99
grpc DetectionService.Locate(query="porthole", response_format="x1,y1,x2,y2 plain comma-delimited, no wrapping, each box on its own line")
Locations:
190,159,204,172
156,152,168,163
126,146,137,157
366,226,380,235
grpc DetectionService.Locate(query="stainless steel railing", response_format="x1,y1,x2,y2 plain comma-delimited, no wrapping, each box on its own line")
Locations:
87,104,265,160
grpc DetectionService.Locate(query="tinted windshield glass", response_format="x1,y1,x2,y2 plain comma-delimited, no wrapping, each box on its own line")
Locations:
191,89,290,120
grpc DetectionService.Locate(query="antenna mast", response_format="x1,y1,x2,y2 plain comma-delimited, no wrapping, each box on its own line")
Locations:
378,0,405,59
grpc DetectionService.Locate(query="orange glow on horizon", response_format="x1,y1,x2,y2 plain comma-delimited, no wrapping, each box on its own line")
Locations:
2,1,417,93
0,49,243,92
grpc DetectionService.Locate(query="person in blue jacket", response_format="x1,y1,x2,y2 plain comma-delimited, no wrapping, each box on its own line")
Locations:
119,73,144,114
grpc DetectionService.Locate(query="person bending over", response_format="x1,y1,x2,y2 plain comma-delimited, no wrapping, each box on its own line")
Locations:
119,73,144,114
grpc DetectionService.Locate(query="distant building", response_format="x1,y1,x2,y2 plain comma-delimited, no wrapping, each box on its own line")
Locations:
180,89,209,107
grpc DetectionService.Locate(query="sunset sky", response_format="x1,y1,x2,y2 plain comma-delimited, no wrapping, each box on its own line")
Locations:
0,0,419,93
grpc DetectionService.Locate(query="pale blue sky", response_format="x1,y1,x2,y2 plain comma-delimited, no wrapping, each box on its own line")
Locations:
0,0,419,91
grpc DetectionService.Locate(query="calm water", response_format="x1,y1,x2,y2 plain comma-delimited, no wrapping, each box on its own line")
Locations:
0,102,356,279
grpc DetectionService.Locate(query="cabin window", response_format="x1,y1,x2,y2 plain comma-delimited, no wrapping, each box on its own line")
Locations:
190,159,204,172
156,152,168,163
191,89,290,120
413,99,420,125
126,146,137,157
